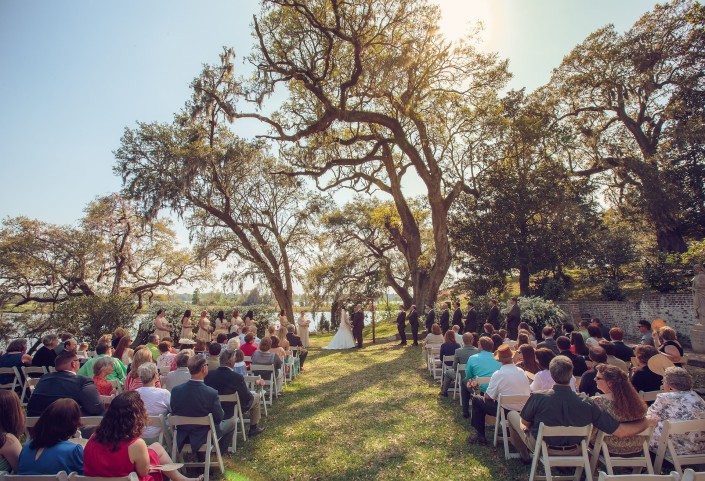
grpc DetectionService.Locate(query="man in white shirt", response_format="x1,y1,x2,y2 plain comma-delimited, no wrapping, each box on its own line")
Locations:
468,344,531,444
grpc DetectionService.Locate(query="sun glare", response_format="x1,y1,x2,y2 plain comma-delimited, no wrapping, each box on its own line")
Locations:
436,0,494,47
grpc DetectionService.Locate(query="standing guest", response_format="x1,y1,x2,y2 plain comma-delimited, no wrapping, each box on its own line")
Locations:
647,367,705,455
440,333,479,397
251,337,284,395
531,348,577,392
464,301,478,334
165,350,194,392
585,325,603,349
599,340,629,373
196,310,212,342
244,310,255,327
652,326,684,366
592,318,611,340
27,351,105,417
422,323,444,349
518,322,536,341
170,356,235,455
515,344,540,375
125,348,160,392
297,311,311,348
396,304,408,346
156,341,177,370
0,391,23,473
486,299,500,331
536,327,559,354
286,325,309,371
591,364,649,455
439,302,451,334
92,357,116,396
636,320,654,346
206,343,222,372
114,335,134,367
570,331,589,357
0,339,32,388
609,328,634,363
505,297,521,341
78,342,126,382
556,336,588,377
578,346,608,397
278,309,288,330
468,344,531,444
84,391,198,481
32,334,59,369
17,399,84,475
461,337,501,418
204,349,265,438
425,303,436,334
452,301,463,331
408,304,420,346
153,309,172,340
179,309,193,343
479,323,494,339
230,310,243,331
135,363,171,442
145,334,161,363
630,345,663,393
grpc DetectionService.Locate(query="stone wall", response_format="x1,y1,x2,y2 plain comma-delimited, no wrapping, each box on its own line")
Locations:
558,293,695,347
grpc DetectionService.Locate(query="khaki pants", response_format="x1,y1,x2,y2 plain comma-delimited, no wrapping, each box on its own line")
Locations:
507,411,581,459
247,392,262,426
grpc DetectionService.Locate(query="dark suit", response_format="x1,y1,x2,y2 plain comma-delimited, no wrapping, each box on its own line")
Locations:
425,309,435,332
613,341,635,363
505,304,520,340
536,338,559,354
408,310,419,345
395,310,407,345
439,308,450,334
170,379,230,453
559,350,588,376
286,333,309,368
204,367,254,419
452,308,463,330
31,346,57,368
27,371,105,417
351,310,364,348
464,308,477,334
487,306,500,330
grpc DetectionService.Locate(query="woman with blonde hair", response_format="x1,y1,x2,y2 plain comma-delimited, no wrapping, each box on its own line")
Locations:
422,323,444,348
196,310,212,342
653,326,684,366
125,348,160,391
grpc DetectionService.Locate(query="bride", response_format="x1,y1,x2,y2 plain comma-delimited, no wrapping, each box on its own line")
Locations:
323,305,356,350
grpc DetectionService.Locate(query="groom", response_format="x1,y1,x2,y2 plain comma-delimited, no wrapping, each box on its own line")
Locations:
352,304,364,348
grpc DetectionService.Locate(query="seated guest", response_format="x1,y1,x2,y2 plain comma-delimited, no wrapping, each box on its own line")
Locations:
156,341,177,370
536,327,559,354
507,356,650,463
653,326,684,366
578,320,590,341
92,357,116,396
479,323,494,339
490,334,503,352
78,341,126,382
232,349,247,377
518,322,536,341
170,356,235,454
53,333,75,356
240,333,259,364
27,351,105,417
570,331,589,357
286,325,309,371
609,328,634,363
599,340,629,373
193,339,207,356
498,329,508,341
591,364,649,455
422,323,444,348
32,334,59,369
226,337,241,352
562,322,575,336
441,333,479,397
84,391,198,481
578,346,607,397
135,363,171,442
592,318,611,340
0,391,24,472
165,350,194,392
238,326,261,348
204,349,264,437
440,330,460,368
461,337,501,418
585,325,603,348
114,335,135,367
145,334,161,363
468,344,531,445
517,332,530,349
17,399,83,475
125,348,160,391
630,345,663,393
647,367,705,455
206,342,222,371
451,325,463,345
556,336,588,377
0,339,32,389
636,320,654,346
515,344,540,375
531,348,577,392
251,337,284,395
270,335,286,363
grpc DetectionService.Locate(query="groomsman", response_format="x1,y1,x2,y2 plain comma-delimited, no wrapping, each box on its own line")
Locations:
408,305,419,346
464,301,477,333
505,297,521,341
396,304,407,346
352,304,365,348
486,299,500,330
452,301,463,331
425,303,436,333
439,302,450,334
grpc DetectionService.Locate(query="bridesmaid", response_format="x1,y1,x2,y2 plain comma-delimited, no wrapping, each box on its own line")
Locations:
196,311,212,342
179,310,193,343
153,309,172,340
297,311,311,348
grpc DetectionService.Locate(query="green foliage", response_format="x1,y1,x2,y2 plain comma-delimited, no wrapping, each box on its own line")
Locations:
541,278,567,301
50,295,136,347
503,296,568,335
641,251,691,293
191,289,200,305
601,280,626,301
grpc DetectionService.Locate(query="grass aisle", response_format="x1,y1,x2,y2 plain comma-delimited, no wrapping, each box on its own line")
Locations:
225,325,530,481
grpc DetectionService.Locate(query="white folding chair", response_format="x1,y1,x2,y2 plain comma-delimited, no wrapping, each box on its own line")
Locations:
69,472,140,481
493,394,530,459
142,414,171,452
250,364,278,405
426,346,440,375
596,472,679,481
441,355,454,389
591,427,654,475
0,367,21,394
0,471,71,481
638,390,665,403
219,393,247,453
681,468,705,481
99,394,115,407
653,419,705,475
245,374,267,417
24,416,40,438
108,379,124,394
168,414,224,481
454,363,466,402
528,423,593,481
20,366,47,403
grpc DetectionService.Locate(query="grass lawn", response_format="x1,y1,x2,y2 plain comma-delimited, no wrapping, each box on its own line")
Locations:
223,322,531,481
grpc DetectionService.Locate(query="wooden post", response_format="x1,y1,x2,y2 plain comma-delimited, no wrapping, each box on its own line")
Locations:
372,299,376,344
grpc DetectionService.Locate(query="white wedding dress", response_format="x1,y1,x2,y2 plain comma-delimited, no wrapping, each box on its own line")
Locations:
323,309,356,350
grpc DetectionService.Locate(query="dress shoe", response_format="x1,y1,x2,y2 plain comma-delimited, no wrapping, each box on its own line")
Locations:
462,411,470,419
466,432,487,445
248,426,265,437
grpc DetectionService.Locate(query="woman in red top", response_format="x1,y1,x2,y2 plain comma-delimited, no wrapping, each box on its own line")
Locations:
84,391,201,481
240,332,259,368
92,357,115,396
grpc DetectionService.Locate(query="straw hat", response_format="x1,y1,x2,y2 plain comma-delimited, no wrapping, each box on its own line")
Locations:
494,344,514,362
178,338,196,345
647,353,674,376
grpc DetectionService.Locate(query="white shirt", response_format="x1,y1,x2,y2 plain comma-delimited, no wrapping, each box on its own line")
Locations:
530,369,577,392
136,386,171,439
485,363,531,410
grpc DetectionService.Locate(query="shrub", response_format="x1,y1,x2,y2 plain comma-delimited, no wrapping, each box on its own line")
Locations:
641,252,690,293
50,295,137,347
502,296,568,335
601,280,626,301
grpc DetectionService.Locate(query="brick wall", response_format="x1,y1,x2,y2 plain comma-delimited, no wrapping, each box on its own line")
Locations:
558,293,696,347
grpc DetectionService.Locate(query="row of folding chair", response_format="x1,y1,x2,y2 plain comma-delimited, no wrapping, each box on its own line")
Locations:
0,366,49,404
0,470,140,481
596,468,704,481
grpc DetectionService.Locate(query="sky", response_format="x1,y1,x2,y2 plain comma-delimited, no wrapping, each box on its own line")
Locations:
0,0,662,275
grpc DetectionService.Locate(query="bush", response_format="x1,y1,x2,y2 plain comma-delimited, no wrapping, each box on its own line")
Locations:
641,252,690,293
542,278,566,301
502,296,568,335
50,295,137,347
601,280,626,301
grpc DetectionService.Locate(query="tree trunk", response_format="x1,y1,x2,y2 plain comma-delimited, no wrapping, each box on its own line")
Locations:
518,264,531,296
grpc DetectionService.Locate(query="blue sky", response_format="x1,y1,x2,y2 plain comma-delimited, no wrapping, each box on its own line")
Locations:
0,0,660,239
